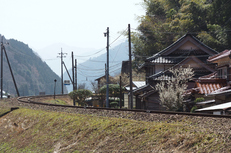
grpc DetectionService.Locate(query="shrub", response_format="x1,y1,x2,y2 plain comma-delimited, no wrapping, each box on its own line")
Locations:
194,97,205,103
110,102,119,108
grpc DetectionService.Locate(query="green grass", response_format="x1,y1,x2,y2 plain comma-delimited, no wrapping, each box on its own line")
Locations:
0,107,230,152
44,99,68,105
0,107,11,116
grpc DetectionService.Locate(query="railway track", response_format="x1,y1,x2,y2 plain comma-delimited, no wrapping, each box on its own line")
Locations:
17,95,231,119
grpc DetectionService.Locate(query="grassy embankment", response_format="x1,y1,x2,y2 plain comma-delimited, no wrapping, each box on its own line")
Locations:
0,105,230,152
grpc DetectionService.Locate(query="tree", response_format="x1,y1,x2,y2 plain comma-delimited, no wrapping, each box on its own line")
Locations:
155,66,194,111
132,0,231,68
113,71,146,86
69,89,92,106
90,81,98,94
99,84,124,107
99,84,122,98
77,83,87,90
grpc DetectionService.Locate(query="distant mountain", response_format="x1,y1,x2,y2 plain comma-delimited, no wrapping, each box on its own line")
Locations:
0,35,67,96
36,43,96,76
64,40,129,92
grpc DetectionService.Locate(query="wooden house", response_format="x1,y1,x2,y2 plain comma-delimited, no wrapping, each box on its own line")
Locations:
194,50,231,114
134,33,218,110
198,49,231,103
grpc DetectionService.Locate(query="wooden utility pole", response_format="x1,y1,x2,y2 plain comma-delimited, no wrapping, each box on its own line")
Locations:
75,59,77,90
3,44,20,97
1,37,3,98
1,36,20,97
57,48,67,94
72,51,75,106
120,75,122,109
104,27,109,108
128,24,133,109
63,61,73,84
54,79,57,99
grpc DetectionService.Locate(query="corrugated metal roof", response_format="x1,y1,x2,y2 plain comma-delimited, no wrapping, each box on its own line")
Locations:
133,81,145,88
196,99,215,105
125,87,137,91
125,81,146,91
196,101,231,111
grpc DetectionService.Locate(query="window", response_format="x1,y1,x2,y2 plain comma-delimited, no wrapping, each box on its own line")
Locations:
218,69,222,78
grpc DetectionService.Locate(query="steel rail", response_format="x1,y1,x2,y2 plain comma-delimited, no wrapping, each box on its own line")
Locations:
17,95,231,119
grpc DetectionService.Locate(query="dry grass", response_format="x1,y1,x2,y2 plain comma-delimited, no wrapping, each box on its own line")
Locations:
0,106,230,153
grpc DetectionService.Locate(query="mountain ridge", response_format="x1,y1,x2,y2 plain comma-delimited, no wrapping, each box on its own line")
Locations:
0,35,67,96
64,40,130,92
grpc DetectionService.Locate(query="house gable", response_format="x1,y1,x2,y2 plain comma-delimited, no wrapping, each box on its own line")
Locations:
146,34,218,62
173,56,215,72
148,55,215,80
178,41,199,50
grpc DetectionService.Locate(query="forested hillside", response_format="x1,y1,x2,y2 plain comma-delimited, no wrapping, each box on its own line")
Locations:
1,35,66,96
132,0,231,67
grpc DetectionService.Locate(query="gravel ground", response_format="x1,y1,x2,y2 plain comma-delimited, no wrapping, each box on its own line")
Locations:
1,97,231,139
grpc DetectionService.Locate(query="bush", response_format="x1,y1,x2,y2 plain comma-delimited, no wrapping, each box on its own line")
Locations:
69,89,92,106
194,97,205,103
190,106,197,113
110,101,119,108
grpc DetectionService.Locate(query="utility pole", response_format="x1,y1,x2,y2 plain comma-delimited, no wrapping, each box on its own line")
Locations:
3,43,20,97
1,37,3,98
120,75,122,109
57,48,67,94
75,59,77,90
72,51,75,106
54,79,57,99
63,61,73,84
104,27,109,108
1,36,20,97
128,24,133,109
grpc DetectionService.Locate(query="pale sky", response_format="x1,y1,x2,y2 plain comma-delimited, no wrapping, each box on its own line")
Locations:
1,0,145,51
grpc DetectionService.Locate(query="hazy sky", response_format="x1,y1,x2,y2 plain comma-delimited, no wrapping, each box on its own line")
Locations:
1,0,145,50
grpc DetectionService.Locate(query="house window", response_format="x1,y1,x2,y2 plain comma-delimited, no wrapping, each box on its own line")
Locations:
218,69,222,78
218,67,228,79
223,68,227,79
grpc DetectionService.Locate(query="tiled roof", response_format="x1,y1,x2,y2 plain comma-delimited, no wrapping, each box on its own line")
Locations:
209,87,231,96
146,33,218,62
207,49,231,62
198,72,217,79
195,79,227,94
151,57,174,64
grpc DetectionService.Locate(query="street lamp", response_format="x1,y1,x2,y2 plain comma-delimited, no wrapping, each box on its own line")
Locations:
54,79,57,99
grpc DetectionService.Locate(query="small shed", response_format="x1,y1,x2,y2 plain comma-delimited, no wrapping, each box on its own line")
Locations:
124,81,145,109
196,101,231,115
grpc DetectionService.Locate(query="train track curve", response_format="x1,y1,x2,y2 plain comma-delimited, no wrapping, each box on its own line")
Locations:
17,95,231,119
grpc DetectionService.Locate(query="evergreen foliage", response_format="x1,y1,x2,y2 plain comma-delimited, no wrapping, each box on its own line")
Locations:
99,84,123,98
133,0,231,67
69,89,92,106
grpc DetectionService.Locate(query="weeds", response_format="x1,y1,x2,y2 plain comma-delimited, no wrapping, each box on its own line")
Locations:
0,107,230,152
